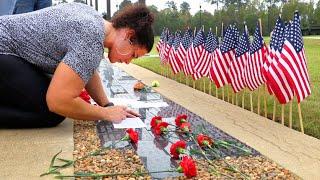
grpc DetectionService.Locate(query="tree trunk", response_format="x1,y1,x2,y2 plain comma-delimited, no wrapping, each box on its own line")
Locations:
95,0,98,11
106,0,111,19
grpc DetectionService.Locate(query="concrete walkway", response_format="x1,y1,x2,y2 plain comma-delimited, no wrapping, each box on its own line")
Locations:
0,119,74,180
116,63,320,179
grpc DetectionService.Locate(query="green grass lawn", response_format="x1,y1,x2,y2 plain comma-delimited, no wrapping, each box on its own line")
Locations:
135,36,320,139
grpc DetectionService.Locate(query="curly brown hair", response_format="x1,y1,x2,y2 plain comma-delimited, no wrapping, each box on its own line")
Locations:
111,4,154,52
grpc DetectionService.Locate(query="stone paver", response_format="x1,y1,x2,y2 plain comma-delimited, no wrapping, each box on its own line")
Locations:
0,119,74,180
116,63,320,179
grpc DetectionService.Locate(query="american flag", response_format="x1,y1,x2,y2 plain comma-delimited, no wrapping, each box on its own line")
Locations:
209,25,237,88
156,28,166,53
184,28,206,76
176,29,193,73
228,25,250,93
278,12,311,103
245,22,267,91
168,31,182,74
194,29,218,77
266,20,294,104
262,17,283,95
159,30,170,64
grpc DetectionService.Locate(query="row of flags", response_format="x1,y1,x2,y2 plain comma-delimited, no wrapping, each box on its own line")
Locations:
156,11,311,104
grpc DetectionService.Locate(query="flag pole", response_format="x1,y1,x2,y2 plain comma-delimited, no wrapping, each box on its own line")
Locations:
222,87,225,101
185,74,188,86
192,27,197,89
298,103,304,133
209,26,217,96
227,86,230,102
161,64,164,77
235,93,238,106
257,18,267,117
289,100,293,128
272,100,276,121
264,85,268,118
281,104,285,125
203,78,206,93
201,26,206,93
242,90,245,108
232,92,234,104
221,22,224,101
250,91,253,112
216,86,218,98
193,79,196,89
257,18,263,115
209,79,212,95
168,65,170,78
258,87,261,115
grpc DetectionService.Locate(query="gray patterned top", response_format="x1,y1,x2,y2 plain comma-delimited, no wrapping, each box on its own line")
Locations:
0,3,105,84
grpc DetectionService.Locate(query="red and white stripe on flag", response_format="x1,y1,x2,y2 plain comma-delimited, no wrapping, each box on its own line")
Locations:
228,28,250,93
245,45,267,91
184,30,205,76
277,12,311,103
156,39,162,53
194,30,217,78
194,49,213,77
209,48,234,88
160,41,170,64
266,51,294,104
168,48,181,74
229,52,248,93
184,43,205,75
279,40,311,103
176,43,187,69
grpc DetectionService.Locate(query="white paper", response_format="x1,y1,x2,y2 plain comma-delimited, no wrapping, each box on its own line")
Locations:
128,101,169,109
109,98,169,109
113,117,146,129
109,98,139,106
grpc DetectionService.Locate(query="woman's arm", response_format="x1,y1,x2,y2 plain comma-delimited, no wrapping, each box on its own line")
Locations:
85,70,110,107
46,62,127,122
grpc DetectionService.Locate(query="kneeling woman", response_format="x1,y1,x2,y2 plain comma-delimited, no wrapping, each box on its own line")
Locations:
0,3,154,128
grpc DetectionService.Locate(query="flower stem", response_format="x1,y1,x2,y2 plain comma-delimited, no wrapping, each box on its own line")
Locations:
208,146,250,180
188,135,218,168
168,123,178,128
195,160,235,179
216,140,252,154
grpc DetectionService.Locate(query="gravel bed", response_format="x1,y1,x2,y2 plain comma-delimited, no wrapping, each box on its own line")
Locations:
73,120,151,179
73,120,299,180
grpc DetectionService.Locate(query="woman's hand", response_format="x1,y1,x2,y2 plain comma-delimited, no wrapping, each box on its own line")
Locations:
103,106,140,123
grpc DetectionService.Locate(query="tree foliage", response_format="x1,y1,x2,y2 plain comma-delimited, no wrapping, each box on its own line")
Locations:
115,0,320,36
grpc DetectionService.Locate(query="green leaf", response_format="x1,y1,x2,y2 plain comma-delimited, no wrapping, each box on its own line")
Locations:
40,150,62,177
57,158,73,163
50,150,62,168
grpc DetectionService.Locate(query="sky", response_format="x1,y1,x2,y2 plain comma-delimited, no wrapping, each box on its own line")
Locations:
61,0,218,15
60,0,318,16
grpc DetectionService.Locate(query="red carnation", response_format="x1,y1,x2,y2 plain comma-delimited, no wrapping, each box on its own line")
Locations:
196,134,214,147
126,128,139,144
170,140,187,159
175,114,187,127
79,90,91,103
178,156,197,178
154,122,169,135
151,116,163,128
180,122,191,133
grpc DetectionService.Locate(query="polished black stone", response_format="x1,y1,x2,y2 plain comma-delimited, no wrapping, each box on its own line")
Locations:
96,61,260,179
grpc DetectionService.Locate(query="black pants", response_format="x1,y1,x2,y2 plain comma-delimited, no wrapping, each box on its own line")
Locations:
0,54,65,128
